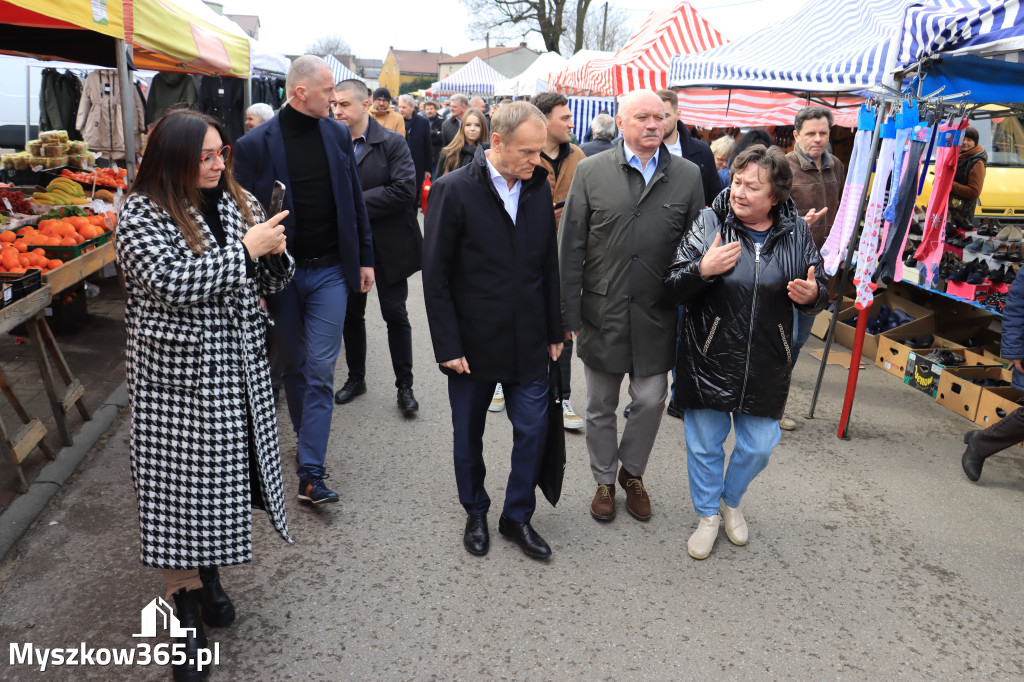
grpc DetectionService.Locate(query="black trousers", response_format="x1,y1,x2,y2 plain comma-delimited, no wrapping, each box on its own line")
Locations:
342,276,413,387
974,406,1024,457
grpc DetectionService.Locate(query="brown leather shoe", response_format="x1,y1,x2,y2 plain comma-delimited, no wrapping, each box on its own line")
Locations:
590,483,616,521
617,467,651,521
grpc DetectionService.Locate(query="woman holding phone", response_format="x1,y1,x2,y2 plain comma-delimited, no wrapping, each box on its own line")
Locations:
116,109,294,681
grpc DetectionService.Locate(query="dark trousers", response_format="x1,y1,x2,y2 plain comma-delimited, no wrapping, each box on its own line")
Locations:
448,375,548,524
342,276,413,388
974,406,1024,457
555,337,572,399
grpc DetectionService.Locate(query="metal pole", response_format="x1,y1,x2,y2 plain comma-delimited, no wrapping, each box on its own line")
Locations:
25,63,31,147
805,104,886,421
116,39,137,182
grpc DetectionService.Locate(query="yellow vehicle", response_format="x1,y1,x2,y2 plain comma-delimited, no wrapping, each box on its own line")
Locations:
917,115,1024,226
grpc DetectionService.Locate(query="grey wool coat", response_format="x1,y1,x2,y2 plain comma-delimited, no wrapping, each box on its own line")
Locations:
116,191,294,570
559,140,704,376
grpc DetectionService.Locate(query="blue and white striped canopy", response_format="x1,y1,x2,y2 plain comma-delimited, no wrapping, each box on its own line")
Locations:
568,96,617,143
669,0,916,92
324,55,360,84
432,57,506,95
899,0,1024,66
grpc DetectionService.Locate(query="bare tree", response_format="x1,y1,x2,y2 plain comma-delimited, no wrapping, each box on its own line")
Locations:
560,2,631,54
461,0,594,54
305,34,352,58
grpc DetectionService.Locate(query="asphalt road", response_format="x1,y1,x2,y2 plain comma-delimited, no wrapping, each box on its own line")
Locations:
2,270,1023,680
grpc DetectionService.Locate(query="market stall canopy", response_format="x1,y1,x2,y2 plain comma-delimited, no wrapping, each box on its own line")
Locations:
431,57,505,95
547,49,613,95
494,52,567,97
554,1,725,96
676,89,858,128
0,0,250,76
668,0,917,94
898,0,1024,104
325,54,360,83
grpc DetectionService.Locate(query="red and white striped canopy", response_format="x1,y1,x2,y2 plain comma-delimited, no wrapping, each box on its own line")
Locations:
550,1,726,96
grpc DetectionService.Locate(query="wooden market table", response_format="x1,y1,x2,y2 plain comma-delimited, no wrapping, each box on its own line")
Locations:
43,240,115,295
0,283,92,491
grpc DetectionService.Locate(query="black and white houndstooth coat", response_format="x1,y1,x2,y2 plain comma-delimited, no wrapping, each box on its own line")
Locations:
116,190,294,569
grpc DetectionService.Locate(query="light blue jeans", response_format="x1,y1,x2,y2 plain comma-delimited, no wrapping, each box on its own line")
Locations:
684,409,781,516
792,308,815,367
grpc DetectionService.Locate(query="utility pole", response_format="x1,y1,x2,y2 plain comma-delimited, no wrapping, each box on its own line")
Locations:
486,32,490,62
601,3,608,51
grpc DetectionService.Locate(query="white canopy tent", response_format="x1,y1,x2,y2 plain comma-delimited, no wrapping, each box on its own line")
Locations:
494,52,568,97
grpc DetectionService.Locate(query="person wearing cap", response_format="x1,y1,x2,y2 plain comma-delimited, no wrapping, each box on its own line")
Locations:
371,87,406,137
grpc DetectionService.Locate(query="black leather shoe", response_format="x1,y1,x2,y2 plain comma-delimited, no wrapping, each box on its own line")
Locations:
962,430,987,482
397,385,419,414
463,512,489,556
171,588,210,682
498,514,551,559
334,379,366,404
198,567,235,628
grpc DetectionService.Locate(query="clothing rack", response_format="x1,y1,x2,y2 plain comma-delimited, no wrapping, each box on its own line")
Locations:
805,86,975,439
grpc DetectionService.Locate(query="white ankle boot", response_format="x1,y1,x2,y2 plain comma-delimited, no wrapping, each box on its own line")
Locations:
687,514,720,559
719,501,748,546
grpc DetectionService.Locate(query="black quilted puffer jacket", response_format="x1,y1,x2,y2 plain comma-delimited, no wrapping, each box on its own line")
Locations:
664,189,828,419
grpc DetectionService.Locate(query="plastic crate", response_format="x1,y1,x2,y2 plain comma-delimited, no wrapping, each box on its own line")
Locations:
37,229,113,262
0,268,42,309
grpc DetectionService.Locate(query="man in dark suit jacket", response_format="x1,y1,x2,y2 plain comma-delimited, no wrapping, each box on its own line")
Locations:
423,101,563,561
331,79,422,414
441,93,468,147
397,94,433,201
234,55,374,506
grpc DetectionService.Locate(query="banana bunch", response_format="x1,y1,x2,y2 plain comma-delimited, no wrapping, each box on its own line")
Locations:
33,178,90,205
94,189,115,202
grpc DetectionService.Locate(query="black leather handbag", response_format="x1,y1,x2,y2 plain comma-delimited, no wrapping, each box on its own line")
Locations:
536,360,566,507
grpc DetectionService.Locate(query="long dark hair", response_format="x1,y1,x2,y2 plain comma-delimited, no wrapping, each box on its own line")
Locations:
130,110,254,253
441,109,488,175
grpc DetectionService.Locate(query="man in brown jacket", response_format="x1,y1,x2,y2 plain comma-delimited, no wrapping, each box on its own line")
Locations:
535,92,587,430
784,105,845,431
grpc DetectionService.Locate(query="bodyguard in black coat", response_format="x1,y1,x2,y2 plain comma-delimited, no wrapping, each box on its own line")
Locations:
332,81,423,412
423,102,563,561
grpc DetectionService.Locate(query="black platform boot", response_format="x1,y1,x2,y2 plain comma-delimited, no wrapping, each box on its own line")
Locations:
198,567,236,628
171,588,210,682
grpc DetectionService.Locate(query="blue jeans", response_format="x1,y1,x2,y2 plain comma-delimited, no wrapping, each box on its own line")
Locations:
683,409,781,516
792,308,815,367
267,264,348,480
448,376,548,523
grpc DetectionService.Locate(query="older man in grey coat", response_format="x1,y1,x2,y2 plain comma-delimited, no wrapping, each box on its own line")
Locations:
559,90,703,524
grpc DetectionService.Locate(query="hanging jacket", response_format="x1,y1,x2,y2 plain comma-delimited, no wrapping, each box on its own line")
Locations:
948,145,987,227
39,69,84,139
75,70,146,160
197,76,246,143
145,72,199,126
664,190,828,419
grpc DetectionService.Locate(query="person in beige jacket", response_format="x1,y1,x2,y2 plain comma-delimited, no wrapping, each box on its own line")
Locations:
76,69,146,161
370,87,406,137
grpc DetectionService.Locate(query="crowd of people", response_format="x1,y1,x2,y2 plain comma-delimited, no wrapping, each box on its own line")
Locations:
115,53,1001,681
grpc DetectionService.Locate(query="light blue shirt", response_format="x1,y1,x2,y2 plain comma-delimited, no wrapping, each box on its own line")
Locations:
623,141,660,185
486,153,521,224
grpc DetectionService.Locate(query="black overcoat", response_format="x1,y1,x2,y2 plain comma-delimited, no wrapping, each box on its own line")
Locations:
403,112,433,188
356,116,422,284
423,148,562,385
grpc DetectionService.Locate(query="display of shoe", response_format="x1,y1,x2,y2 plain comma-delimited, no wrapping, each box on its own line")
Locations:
562,399,585,430
995,224,1013,241
1008,226,1024,242
590,483,616,521
488,384,505,412
982,239,998,254
905,333,935,349
779,416,797,431
989,265,1006,284
945,237,966,249
687,514,721,560
617,467,651,521
923,349,965,366
397,385,419,414
965,238,983,252
334,378,366,404
298,476,340,504
719,501,748,546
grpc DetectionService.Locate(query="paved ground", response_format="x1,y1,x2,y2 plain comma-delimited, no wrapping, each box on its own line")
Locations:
1,270,1023,680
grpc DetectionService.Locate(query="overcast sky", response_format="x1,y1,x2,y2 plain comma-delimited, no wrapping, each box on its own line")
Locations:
223,0,799,60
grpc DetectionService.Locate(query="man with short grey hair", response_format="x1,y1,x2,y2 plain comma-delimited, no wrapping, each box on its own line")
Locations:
442,94,469,146
560,90,704,524
424,101,563,561
397,93,433,195
580,113,617,156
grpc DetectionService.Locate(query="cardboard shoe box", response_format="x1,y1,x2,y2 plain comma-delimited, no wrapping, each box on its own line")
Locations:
811,296,855,340
875,327,955,379
904,350,968,397
936,367,1013,421
834,291,934,360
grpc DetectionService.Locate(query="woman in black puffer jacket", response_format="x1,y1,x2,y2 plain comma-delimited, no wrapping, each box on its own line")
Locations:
664,144,828,561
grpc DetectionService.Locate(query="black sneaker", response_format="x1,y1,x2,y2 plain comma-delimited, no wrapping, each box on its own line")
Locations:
298,476,340,504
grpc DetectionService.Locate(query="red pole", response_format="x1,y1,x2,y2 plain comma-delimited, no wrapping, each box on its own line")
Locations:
837,305,869,439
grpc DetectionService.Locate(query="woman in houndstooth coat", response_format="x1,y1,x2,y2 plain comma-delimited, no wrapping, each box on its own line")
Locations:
116,110,294,678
